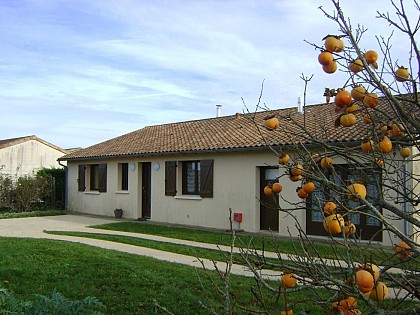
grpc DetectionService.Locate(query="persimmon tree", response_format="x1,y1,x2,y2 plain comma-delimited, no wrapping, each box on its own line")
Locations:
200,1,419,314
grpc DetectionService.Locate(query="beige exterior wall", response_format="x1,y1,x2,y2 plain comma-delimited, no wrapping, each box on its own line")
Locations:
411,146,419,244
376,146,418,246
66,150,303,235
0,140,66,178
66,148,415,247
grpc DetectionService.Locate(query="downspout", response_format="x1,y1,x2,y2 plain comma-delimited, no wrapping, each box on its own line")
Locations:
58,160,68,211
403,162,408,236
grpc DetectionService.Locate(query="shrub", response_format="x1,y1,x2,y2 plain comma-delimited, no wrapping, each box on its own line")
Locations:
14,174,51,212
0,174,13,211
0,288,105,315
0,167,65,212
36,167,66,210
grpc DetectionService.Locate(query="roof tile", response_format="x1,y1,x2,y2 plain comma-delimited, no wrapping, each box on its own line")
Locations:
0,135,67,153
59,95,419,161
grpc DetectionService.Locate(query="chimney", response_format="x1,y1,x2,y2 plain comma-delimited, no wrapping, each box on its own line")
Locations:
235,112,241,119
297,97,304,115
216,104,222,117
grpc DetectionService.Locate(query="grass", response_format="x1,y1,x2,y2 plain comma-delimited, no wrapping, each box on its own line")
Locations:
91,222,317,255
47,231,248,265
1,217,416,314
46,230,303,271
48,221,416,294
89,221,395,262
0,209,64,219
0,238,328,315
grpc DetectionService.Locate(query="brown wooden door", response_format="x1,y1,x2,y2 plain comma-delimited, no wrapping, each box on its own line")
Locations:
260,167,279,231
141,162,151,219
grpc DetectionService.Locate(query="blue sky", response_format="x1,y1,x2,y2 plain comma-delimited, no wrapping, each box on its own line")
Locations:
0,1,415,148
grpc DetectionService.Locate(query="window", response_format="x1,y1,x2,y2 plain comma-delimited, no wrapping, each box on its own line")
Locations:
78,163,107,192
88,164,107,192
78,164,86,191
90,164,100,190
119,163,129,191
165,159,213,197
306,164,382,241
183,161,200,195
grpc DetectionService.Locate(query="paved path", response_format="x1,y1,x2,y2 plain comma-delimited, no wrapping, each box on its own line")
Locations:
0,214,281,280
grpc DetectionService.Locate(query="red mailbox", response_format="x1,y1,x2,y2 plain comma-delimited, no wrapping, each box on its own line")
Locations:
233,212,243,222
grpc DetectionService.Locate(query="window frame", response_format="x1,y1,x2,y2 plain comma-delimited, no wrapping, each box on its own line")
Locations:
306,164,382,241
90,164,100,191
182,160,201,195
78,164,86,192
77,163,107,193
166,159,213,198
120,163,129,191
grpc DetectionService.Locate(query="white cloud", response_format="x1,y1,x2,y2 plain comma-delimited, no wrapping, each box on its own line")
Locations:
0,0,417,148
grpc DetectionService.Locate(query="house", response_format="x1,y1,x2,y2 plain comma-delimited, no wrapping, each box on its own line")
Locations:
0,135,68,178
59,97,419,246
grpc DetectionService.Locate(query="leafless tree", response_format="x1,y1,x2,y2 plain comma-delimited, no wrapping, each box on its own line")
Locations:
200,1,419,314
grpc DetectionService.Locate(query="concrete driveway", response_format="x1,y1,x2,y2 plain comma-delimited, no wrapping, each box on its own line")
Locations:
0,214,117,238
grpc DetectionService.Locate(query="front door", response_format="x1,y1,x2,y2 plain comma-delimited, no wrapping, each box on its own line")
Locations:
141,162,151,219
260,167,279,231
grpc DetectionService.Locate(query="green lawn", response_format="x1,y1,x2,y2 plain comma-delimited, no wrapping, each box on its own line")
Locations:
47,231,253,265
0,238,327,315
90,221,324,255
1,219,415,314
89,221,394,263
0,209,64,219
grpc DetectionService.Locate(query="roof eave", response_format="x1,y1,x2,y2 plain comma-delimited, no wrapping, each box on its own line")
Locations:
58,140,363,162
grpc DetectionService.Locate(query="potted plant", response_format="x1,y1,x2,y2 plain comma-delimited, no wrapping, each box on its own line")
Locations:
114,208,123,218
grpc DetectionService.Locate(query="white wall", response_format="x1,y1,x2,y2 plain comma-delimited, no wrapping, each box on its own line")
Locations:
411,146,419,244
0,140,66,178
66,148,413,246
66,151,301,233
67,158,137,218
152,151,299,233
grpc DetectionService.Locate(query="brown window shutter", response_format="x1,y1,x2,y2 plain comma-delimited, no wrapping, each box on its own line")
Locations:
98,163,107,192
78,164,86,191
165,161,177,196
200,159,213,197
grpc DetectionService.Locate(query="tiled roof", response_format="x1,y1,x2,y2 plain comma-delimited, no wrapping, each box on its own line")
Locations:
59,95,418,161
0,135,67,153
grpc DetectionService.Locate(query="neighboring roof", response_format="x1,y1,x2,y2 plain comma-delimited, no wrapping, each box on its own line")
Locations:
64,147,83,154
0,135,68,154
59,94,419,161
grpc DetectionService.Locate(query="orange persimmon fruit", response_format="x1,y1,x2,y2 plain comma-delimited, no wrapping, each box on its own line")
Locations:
318,51,334,65
281,273,297,288
347,183,367,201
335,90,352,108
272,182,283,193
356,269,374,293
